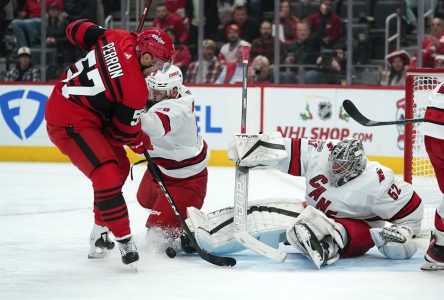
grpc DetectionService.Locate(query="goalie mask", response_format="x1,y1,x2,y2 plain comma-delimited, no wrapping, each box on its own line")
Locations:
328,138,367,187
146,65,183,102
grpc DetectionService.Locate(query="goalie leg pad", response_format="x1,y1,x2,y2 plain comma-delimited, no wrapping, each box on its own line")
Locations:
187,198,304,255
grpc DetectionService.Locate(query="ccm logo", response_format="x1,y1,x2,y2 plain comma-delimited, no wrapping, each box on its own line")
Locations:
169,71,179,77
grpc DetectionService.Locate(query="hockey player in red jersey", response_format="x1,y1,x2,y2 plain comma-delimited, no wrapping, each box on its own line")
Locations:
45,19,174,267
136,65,209,248
420,80,444,271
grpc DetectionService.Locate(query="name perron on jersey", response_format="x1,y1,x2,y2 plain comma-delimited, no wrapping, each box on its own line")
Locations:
276,138,424,234
45,20,148,146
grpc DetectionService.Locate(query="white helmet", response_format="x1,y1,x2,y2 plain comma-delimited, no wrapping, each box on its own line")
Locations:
146,65,183,100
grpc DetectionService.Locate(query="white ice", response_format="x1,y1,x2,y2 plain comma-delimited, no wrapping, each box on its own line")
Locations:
0,163,442,300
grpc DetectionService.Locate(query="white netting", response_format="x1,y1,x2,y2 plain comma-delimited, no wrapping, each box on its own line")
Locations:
409,74,441,233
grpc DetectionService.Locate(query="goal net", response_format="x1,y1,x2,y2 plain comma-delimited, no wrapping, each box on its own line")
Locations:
405,69,441,233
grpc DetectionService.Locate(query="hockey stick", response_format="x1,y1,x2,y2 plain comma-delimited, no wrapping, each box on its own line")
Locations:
232,45,287,263
136,0,153,34
143,151,236,267
342,99,425,126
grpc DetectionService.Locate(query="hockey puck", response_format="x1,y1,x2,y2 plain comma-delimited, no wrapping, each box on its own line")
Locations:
165,247,176,258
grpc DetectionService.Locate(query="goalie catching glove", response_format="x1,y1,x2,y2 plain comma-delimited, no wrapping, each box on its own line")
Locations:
370,225,417,259
228,132,288,169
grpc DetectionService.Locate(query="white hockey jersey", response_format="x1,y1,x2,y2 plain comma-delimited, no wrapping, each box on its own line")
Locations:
276,138,424,234
140,85,209,179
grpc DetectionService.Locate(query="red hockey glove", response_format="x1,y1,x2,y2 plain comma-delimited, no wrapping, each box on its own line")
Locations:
128,133,152,154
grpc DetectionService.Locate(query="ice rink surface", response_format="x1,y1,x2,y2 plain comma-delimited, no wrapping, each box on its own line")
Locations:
0,162,442,300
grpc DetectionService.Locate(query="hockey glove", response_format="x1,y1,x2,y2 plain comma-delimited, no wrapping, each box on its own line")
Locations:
128,133,152,154
370,225,417,259
228,131,288,169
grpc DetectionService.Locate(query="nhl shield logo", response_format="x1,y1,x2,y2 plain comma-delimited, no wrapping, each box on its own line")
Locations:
318,102,332,120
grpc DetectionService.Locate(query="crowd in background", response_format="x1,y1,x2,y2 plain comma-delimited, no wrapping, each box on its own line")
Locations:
0,0,443,85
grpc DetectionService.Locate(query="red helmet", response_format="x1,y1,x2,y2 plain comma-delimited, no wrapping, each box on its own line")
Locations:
135,28,174,62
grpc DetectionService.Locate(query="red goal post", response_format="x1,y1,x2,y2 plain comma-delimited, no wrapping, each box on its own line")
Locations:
404,68,443,232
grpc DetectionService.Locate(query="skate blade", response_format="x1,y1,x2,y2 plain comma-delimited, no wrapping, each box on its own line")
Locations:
421,261,444,271
128,261,138,272
88,247,108,259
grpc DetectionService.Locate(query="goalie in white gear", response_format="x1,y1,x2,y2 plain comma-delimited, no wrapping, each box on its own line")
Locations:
177,134,423,269
136,65,209,246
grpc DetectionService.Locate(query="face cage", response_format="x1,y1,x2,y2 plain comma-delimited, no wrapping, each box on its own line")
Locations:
328,156,359,187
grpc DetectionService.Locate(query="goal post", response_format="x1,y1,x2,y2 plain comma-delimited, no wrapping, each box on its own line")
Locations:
404,68,442,232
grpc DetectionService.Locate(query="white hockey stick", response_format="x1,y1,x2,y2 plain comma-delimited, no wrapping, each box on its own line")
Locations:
232,45,287,263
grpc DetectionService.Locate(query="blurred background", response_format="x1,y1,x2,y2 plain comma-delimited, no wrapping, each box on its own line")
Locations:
0,0,443,84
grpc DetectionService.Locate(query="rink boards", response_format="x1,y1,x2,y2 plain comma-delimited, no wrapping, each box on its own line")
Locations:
0,83,407,173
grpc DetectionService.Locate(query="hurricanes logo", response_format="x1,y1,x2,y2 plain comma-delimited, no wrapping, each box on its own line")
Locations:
0,89,47,140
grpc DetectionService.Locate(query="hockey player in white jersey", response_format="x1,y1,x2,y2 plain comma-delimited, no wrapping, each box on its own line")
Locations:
180,133,424,269
136,65,209,242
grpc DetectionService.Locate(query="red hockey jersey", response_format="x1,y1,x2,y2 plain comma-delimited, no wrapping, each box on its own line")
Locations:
45,20,149,146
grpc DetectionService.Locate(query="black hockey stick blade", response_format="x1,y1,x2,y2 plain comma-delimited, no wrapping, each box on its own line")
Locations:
342,99,425,126
142,151,236,267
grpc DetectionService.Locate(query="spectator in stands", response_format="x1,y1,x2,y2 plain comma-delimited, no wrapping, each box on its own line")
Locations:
61,0,96,23
217,0,246,27
293,0,315,20
292,20,321,65
248,55,273,83
0,0,14,57
152,2,188,44
222,5,259,43
166,28,191,78
280,54,298,84
435,54,444,68
404,0,437,33
184,0,219,60
410,17,444,68
307,0,344,47
279,0,299,51
305,43,346,84
215,46,244,84
185,39,224,84
4,46,40,81
164,0,186,19
250,20,286,64
379,49,410,86
11,0,63,48
46,3,68,55
219,23,250,63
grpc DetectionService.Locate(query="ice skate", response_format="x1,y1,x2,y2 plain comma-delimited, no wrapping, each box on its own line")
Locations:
117,236,139,270
293,223,339,269
88,225,115,259
421,233,444,271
